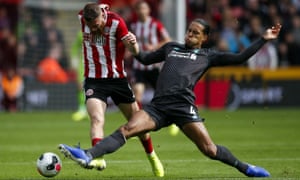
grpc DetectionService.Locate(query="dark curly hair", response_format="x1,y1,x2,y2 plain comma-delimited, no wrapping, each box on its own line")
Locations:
192,18,210,36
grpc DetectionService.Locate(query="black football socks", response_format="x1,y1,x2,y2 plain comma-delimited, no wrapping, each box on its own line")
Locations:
87,130,126,158
212,145,248,173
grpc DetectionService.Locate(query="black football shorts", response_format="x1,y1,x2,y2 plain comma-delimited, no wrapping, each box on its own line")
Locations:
133,69,159,88
84,78,135,105
144,95,204,130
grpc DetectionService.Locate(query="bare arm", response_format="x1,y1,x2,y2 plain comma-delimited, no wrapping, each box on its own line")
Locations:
122,32,139,56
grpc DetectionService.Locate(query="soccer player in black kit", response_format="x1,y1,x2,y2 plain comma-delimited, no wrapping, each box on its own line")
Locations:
59,19,282,177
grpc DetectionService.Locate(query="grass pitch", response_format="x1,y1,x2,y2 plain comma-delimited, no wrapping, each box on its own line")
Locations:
0,108,300,180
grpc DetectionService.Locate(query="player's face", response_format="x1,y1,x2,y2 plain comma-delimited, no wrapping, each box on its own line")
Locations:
184,22,208,49
85,13,106,34
136,2,150,21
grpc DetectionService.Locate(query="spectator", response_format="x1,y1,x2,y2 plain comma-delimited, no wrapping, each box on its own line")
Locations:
0,6,9,31
36,43,69,83
281,30,300,66
0,6,16,72
18,24,39,81
19,9,70,82
1,67,24,112
18,7,39,81
218,7,251,53
246,16,279,69
0,72,3,111
0,27,17,72
186,0,207,24
281,12,300,66
37,12,69,69
291,14,300,44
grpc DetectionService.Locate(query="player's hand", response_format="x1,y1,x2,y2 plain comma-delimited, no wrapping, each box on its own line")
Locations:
263,23,282,40
124,32,137,45
123,32,139,56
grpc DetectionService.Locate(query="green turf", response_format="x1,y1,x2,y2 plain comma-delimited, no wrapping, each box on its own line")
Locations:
0,108,300,180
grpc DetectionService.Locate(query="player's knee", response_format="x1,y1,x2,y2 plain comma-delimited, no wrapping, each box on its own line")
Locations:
119,125,129,137
90,114,104,125
119,124,135,139
200,144,217,158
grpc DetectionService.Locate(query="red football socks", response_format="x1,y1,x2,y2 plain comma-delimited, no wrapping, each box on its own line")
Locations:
92,138,102,146
140,138,154,154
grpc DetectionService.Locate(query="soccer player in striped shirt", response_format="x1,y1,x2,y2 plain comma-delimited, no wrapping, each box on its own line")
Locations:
61,3,164,177
130,0,170,108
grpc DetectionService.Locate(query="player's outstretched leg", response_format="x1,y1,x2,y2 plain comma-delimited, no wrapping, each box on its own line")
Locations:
58,144,107,170
211,145,270,177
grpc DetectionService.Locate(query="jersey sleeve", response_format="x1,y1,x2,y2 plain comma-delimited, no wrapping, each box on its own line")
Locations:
116,15,129,41
156,20,170,39
134,42,171,65
209,37,267,67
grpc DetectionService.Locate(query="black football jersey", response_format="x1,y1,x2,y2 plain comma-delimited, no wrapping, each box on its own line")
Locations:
135,38,266,104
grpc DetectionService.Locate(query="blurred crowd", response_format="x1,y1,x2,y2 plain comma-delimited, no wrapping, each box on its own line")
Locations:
0,0,71,112
0,1,21,112
1,0,300,112
17,5,70,83
185,0,300,68
95,0,300,68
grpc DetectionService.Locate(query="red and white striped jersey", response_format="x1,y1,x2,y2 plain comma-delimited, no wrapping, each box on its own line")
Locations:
78,10,129,78
130,17,169,70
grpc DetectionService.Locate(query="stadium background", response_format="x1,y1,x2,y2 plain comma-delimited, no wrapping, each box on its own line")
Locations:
1,1,300,179
1,0,300,112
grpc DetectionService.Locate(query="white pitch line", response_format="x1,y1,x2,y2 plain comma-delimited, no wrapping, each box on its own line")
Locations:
1,158,300,166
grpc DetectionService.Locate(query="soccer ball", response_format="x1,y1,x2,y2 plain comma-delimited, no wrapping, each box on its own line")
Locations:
37,152,62,177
